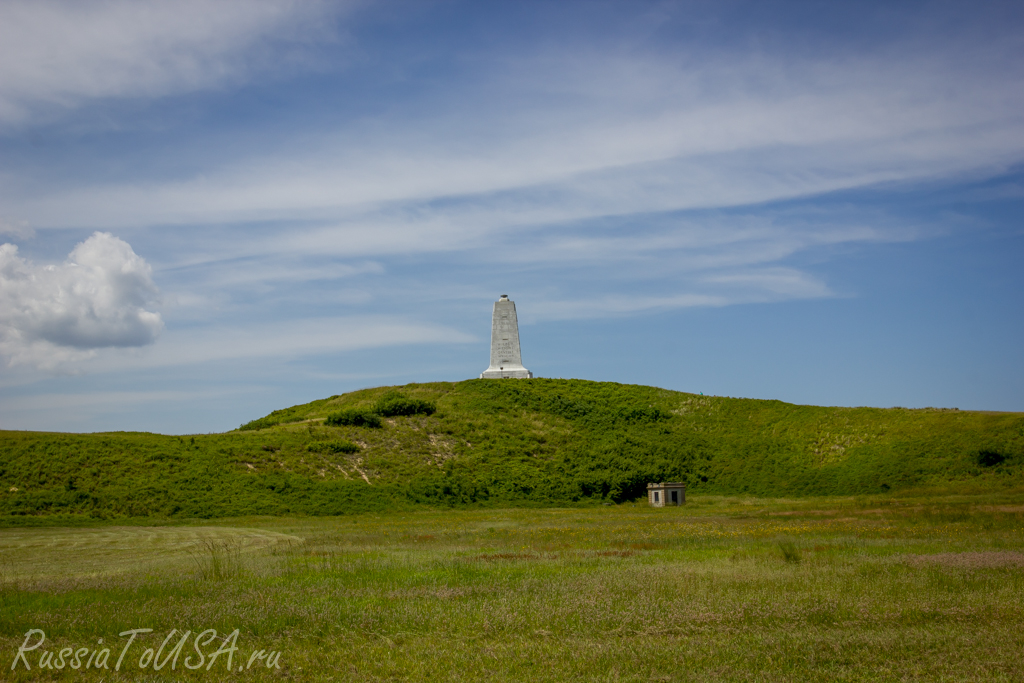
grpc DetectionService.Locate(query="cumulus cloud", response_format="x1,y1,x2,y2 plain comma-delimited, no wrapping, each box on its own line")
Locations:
0,232,162,369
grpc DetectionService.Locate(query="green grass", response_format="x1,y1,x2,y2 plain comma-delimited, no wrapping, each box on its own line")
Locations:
1,379,1022,521
1,496,1023,681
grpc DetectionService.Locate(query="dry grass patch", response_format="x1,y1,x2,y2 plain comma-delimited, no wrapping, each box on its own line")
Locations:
0,526,299,580
906,551,1024,569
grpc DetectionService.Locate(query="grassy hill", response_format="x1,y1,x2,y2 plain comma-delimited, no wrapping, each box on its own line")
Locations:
1,379,1022,522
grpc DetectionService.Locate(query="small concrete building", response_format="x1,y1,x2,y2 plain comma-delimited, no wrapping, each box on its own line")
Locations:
648,482,686,506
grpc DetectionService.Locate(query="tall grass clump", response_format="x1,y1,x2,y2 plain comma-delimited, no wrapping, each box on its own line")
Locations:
189,539,244,581
778,540,802,564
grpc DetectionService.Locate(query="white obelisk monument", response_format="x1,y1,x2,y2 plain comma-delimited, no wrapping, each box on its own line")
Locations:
479,294,533,379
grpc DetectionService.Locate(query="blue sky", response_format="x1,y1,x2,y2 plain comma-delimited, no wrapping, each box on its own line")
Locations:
0,0,1022,434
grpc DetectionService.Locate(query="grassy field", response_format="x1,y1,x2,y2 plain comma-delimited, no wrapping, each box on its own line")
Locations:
2,494,1024,681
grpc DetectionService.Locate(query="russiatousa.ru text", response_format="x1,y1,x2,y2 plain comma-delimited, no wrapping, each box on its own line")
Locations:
10,628,282,672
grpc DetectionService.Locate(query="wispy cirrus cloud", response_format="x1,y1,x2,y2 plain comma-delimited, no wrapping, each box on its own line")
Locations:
525,266,834,322
11,21,1024,233
0,0,344,126
0,312,475,394
0,218,33,240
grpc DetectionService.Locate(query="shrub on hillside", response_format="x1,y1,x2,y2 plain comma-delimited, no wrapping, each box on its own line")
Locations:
325,410,382,428
976,449,1007,467
545,395,594,420
615,406,670,424
541,396,668,425
307,440,360,454
374,393,436,417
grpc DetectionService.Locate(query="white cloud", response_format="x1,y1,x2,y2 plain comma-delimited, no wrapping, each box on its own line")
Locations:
0,232,162,369
0,218,34,240
700,268,833,299
9,32,1023,266
0,389,228,412
530,293,728,322
0,0,339,125
163,258,384,290
525,268,831,322
31,315,475,377
144,316,473,368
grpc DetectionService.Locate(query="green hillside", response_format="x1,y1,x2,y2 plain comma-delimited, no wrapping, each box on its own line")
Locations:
1,379,1022,522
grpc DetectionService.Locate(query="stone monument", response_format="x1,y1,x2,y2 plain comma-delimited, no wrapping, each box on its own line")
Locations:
479,294,533,379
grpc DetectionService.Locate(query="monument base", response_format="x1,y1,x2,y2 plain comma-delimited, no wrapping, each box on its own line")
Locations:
479,368,533,379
